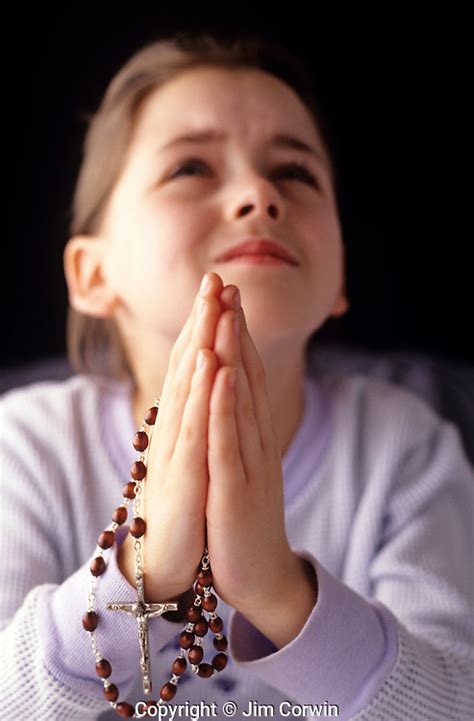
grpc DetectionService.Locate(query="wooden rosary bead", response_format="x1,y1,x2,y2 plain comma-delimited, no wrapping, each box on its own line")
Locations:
160,681,177,701
179,630,195,649
201,593,217,612
98,530,115,549
95,659,112,678
212,652,228,671
103,683,119,702
131,460,147,480
188,644,204,664
194,617,209,637
122,482,136,499
129,517,146,538
172,657,187,675
209,616,223,634
112,506,127,525
197,569,213,587
197,663,214,678
133,431,149,452
213,635,228,652
194,582,205,596
115,701,135,717
185,605,202,622
90,557,106,576
82,611,99,632
144,406,158,425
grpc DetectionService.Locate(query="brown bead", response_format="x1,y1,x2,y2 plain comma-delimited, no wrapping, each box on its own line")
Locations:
90,557,106,577
197,569,213,587
98,530,115,549
131,460,147,480
188,644,204,664
112,506,127,525
129,517,146,538
185,605,202,622
201,593,217,612
212,652,228,671
213,635,228,652
172,656,187,675
179,630,195,649
209,616,223,634
197,662,214,678
133,431,149,452
82,611,99,632
103,683,119,702
95,658,112,678
194,582,204,596
115,701,135,717
144,406,158,425
123,482,136,499
160,682,177,701
194,617,209,637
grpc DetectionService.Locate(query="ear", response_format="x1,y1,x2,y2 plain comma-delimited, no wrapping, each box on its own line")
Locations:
63,235,118,318
330,287,350,317
330,242,350,317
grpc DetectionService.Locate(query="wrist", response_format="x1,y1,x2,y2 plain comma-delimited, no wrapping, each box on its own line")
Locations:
240,554,319,649
117,531,192,605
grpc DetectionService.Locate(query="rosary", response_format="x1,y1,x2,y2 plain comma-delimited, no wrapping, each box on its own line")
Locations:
82,398,228,718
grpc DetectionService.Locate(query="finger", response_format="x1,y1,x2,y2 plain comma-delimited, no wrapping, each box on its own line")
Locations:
158,285,223,461
208,365,246,505
219,286,277,457
171,348,218,502
156,271,222,434
165,272,224,376
213,308,263,481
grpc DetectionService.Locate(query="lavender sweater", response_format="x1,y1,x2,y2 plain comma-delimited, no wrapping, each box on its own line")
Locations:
0,372,473,720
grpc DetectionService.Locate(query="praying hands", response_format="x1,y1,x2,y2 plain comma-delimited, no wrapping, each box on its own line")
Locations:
118,271,318,649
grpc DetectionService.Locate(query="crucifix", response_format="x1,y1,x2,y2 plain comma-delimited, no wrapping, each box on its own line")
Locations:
107,581,178,694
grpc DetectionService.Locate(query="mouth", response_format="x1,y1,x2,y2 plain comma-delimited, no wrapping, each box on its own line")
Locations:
214,239,299,266
216,254,293,266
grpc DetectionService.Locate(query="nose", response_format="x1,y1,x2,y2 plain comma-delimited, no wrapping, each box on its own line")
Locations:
230,175,282,222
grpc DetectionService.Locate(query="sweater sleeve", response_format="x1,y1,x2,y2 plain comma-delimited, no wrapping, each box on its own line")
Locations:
0,399,185,720
228,415,474,720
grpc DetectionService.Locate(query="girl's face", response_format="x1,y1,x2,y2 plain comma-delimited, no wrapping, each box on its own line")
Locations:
99,66,347,357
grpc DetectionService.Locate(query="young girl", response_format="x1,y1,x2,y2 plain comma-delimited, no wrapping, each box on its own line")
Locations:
1,32,473,721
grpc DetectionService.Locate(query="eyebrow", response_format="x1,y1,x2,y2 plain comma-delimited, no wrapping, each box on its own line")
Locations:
158,129,327,166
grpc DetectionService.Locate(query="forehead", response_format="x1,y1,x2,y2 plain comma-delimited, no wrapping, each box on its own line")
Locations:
133,66,325,157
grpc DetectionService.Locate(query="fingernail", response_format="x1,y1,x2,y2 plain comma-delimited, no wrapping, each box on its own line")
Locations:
231,288,241,310
200,273,210,295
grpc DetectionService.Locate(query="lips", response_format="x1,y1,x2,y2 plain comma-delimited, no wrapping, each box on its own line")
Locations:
215,239,298,265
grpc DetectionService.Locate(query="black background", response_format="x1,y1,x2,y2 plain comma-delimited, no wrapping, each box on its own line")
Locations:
4,5,472,372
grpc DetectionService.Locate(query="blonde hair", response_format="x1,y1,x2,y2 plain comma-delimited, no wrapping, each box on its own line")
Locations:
66,31,341,381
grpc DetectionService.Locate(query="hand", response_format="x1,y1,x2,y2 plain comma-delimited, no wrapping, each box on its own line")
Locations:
204,283,318,647
118,273,224,603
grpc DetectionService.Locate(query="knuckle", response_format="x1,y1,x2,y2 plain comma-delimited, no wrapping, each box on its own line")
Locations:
209,441,240,467
180,418,200,446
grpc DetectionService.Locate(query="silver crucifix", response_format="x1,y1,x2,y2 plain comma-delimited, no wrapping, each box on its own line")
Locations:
107,583,178,693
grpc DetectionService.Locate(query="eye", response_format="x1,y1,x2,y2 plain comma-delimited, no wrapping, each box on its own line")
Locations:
170,159,210,178
169,158,319,189
272,162,319,188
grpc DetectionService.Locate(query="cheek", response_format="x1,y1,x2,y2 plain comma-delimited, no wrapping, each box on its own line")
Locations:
141,194,215,256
